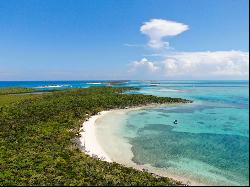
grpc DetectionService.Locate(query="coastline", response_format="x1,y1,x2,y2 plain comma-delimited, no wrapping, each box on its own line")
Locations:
79,104,172,162
79,103,205,186
79,111,112,162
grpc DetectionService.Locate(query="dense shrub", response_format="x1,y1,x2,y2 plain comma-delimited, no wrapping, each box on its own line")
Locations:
0,87,191,186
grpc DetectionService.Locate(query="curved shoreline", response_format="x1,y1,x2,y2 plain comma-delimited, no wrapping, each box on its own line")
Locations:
79,103,205,186
79,104,164,162
79,111,112,162
79,104,177,162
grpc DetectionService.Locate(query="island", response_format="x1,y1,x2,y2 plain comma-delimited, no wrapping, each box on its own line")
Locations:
0,87,191,186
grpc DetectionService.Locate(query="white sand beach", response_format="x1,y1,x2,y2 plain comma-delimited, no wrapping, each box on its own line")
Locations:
79,105,160,162
79,105,161,160
79,105,206,186
79,111,112,162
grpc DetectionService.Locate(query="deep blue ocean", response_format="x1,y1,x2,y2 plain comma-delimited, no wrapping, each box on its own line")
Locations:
0,80,249,185
0,80,109,89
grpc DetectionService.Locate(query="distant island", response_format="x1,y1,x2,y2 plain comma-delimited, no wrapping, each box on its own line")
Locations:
0,87,191,186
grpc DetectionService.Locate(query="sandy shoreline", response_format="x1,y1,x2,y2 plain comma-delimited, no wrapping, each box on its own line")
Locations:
79,103,175,161
79,111,112,162
79,105,158,162
79,103,205,186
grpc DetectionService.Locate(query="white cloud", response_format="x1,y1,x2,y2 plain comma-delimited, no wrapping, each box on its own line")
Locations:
129,51,249,79
127,18,248,79
140,19,189,49
129,58,159,73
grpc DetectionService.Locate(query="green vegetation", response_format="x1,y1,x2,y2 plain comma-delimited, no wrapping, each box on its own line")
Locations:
0,87,191,186
0,87,39,95
0,87,51,106
0,94,43,106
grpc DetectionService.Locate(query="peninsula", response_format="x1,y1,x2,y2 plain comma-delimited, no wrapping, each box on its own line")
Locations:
0,87,191,186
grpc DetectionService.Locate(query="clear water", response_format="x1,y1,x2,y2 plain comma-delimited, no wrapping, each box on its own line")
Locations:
0,80,109,89
98,80,248,186
1,80,249,185
123,104,248,185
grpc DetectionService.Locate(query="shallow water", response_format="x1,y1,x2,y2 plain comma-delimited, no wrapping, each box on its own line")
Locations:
95,80,249,186
1,80,249,185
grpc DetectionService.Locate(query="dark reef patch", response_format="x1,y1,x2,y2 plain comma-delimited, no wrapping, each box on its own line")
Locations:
130,124,249,184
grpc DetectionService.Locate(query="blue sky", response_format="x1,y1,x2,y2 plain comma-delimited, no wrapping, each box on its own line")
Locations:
0,0,249,80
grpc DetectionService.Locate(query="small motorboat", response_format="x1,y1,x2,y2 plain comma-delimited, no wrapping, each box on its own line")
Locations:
173,120,178,124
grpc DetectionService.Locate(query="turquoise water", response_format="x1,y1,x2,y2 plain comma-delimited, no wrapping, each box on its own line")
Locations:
1,80,249,185
0,80,109,89
119,81,249,185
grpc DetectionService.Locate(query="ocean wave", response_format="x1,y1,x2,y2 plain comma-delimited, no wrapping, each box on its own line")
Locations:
86,82,102,85
158,88,180,92
150,83,160,86
35,84,71,88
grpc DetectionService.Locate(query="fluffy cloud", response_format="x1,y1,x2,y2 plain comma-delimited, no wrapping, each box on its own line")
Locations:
128,18,248,79
129,58,159,73
129,51,249,79
140,19,189,49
